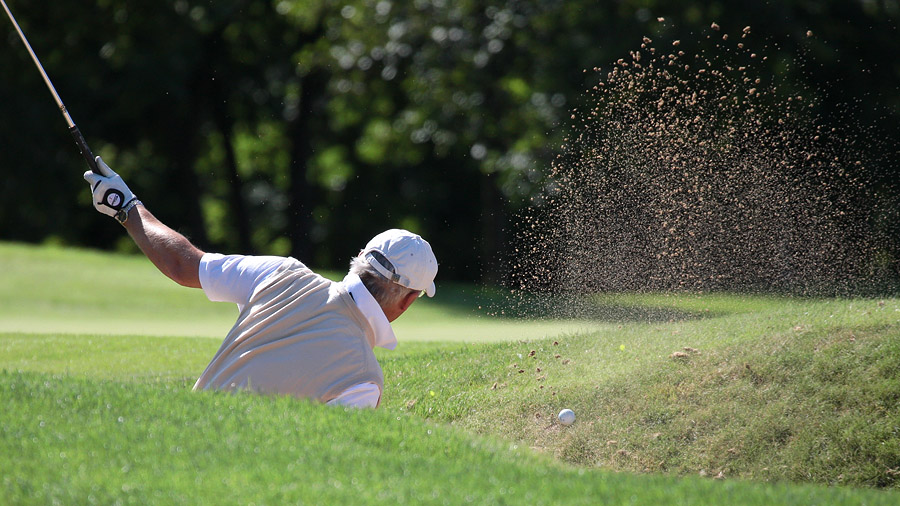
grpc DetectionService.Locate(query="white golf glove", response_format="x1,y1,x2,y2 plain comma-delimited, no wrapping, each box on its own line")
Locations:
83,156,140,223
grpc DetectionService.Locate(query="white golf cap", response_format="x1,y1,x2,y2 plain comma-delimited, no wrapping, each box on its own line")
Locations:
362,229,438,297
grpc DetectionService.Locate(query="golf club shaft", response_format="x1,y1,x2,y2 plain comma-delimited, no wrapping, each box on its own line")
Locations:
1,0,99,173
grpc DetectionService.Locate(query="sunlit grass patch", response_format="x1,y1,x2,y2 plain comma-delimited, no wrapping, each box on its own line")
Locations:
0,241,594,343
3,368,896,505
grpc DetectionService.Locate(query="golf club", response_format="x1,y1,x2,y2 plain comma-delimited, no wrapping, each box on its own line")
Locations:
1,0,99,173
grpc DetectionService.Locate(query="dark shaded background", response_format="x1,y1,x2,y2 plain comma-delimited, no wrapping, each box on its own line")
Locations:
1,0,897,285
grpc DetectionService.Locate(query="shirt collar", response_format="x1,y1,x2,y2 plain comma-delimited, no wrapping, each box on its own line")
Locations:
342,272,397,350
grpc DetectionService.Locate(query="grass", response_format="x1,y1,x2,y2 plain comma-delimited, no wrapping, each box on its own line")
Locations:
0,243,234,337
0,242,590,342
386,300,900,485
1,241,900,504
9,371,890,506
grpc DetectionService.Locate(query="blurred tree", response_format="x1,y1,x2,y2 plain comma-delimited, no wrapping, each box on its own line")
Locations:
0,0,896,283
296,0,650,279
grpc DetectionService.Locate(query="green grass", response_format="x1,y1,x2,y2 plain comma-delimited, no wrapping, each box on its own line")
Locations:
9,371,891,506
385,298,900,486
0,242,589,342
2,242,900,504
0,243,234,337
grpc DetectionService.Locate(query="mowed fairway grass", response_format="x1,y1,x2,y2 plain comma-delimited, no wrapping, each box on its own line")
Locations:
2,242,899,504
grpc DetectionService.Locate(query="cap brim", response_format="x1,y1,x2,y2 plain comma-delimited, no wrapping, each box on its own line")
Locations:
424,282,436,297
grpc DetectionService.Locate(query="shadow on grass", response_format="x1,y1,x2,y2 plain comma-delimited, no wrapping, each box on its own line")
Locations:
560,302,709,323
421,283,713,323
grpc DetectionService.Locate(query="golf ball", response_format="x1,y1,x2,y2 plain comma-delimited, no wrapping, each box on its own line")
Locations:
558,408,575,426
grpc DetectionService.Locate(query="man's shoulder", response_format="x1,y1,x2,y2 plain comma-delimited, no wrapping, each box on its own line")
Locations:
260,258,338,294
200,253,319,306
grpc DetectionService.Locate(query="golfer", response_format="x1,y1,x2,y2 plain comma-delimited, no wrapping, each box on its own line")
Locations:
83,157,438,408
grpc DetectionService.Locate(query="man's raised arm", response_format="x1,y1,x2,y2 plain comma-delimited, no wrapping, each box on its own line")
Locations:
84,156,204,288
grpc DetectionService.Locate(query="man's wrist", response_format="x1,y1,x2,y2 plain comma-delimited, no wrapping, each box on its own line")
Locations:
115,199,142,224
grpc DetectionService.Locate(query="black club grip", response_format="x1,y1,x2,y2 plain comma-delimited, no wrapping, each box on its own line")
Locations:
69,124,99,173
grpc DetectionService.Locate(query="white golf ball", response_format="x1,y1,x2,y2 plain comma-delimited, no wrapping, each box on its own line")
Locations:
558,408,575,426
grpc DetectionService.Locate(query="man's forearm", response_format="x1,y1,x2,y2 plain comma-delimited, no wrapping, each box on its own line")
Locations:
122,204,204,288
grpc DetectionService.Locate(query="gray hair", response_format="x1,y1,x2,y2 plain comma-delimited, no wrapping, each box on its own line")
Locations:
349,255,418,308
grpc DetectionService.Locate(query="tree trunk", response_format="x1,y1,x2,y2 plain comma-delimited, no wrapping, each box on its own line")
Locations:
287,70,328,262
167,86,209,248
480,171,507,285
212,97,253,253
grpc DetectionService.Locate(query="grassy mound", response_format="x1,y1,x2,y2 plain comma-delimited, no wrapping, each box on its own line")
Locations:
2,370,894,505
382,297,900,487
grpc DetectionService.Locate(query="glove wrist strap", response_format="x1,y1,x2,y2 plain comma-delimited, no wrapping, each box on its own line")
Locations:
115,199,142,224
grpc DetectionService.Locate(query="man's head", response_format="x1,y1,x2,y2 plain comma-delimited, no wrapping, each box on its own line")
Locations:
349,229,438,322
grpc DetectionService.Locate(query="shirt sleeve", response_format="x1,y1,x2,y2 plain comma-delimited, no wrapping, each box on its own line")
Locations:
326,382,381,409
199,253,291,309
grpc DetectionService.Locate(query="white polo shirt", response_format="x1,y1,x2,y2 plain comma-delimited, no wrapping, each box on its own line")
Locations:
199,253,396,408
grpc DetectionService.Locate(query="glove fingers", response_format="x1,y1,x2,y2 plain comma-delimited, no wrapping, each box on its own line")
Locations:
94,156,118,178
83,171,102,189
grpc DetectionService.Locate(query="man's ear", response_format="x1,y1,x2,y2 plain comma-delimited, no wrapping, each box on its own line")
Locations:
398,291,418,312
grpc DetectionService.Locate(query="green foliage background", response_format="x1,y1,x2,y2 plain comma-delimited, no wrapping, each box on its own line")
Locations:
1,0,897,281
